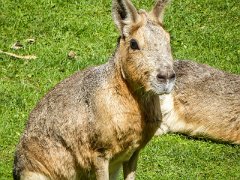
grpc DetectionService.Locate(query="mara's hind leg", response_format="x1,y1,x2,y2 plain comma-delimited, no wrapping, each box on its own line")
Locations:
20,171,49,180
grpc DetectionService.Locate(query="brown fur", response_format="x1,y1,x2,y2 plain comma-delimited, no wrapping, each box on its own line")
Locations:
13,0,175,179
156,60,240,144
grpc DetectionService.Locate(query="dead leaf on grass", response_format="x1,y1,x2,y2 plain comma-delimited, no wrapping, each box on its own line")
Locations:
68,50,77,59
11,41,24,50
26,38,36,44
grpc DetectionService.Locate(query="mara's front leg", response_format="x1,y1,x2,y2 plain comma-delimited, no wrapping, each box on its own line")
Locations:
93,157,109,180
123,150,140,180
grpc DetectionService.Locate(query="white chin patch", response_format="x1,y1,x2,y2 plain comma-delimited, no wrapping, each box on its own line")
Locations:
151,80,175,95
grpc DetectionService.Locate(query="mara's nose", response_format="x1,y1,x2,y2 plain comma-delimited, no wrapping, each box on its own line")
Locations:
156,71,176,83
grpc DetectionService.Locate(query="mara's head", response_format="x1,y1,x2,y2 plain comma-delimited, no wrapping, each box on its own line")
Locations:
113,0,175,95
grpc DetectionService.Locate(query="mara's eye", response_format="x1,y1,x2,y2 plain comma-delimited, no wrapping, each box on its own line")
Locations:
130,39,140,50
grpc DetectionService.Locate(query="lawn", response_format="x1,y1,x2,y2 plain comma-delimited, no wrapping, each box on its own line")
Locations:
0,0,239,179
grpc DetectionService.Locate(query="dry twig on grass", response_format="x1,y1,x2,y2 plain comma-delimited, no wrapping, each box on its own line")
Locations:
0,50,37,60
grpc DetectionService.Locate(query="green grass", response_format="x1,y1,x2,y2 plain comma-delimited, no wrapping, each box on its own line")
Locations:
0,0,239,179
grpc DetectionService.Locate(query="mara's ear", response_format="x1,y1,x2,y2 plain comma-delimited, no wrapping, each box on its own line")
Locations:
112,0,141,36
150,0,171,23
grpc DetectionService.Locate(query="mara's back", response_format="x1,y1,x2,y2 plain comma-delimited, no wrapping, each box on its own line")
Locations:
14,62,117,179
175,60,240,123
158,60,240,143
